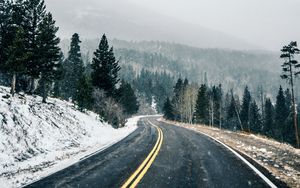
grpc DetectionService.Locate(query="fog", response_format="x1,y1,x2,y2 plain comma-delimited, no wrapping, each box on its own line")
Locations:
45,0,300,51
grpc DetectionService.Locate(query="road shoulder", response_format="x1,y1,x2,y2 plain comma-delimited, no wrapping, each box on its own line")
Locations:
159,118,297,188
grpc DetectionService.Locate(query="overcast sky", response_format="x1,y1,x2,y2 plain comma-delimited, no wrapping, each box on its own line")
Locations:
127,0,300,50
46,0,300,51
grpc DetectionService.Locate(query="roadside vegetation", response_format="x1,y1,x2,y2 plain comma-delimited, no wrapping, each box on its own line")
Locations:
163,42,300,148
0,0,139,128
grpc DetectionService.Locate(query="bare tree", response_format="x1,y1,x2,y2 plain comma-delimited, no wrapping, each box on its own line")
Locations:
93,89,126,128
183,84,198,124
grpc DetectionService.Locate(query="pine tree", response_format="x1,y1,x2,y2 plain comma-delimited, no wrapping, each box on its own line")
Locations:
36,13,61,102
91,34,120,98
172,78,183,121
263,98,274,137
280,41,300,147
226,95,237,130
226,90,243,131
23,0,47,92
285,88,292,114
208,85,223,127
75,75,93,111
52,52,65,98
117,80,139,115
163,97,174,120
249,100,262,134
1,0,27,92
61,33,84,101
274,86,289,141
240,86,251,132
194,84,209,124
0,0,13,70
6,27,28,96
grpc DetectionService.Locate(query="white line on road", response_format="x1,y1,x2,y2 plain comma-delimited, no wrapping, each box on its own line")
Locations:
198,131,277,188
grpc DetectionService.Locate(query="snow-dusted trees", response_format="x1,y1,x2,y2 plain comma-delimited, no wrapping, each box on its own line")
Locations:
240,86,251,132
60,33,85,101
117,80,139,116
194,84,209,124
91,34,120,98
163,97,174,120
164,78,197,123
0,0,62,101
90,35,138,127
183,84,198,124
163,78,298,147
92,89,126,128
35,13,61,102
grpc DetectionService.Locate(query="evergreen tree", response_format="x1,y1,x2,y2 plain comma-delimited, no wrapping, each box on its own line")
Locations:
226,94,238,130
117,80,139,115
0,0,13,70
194,84,209,124
285,88,292,113
208,85,223,127
36,13,61,102
274,86,289,141
75,75,93,111
240,86,252,132
6,27,28,96
280,41,300,147
263,98,274,137
282,88,295,144
23,0,47,92
1,0,27,92
172,78,183,120
163,97,174,120
52,52,65,98
61,33,84,101
91,34,120,97
249,100,262,134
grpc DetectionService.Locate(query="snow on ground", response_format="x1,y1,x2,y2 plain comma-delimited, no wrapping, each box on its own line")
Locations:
160,119,300,188
0,86,140,187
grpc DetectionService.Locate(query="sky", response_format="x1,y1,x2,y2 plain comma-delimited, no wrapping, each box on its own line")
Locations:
127,0,300,50
45,0,300,51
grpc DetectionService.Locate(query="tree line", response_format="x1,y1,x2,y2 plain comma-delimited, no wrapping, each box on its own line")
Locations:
163,78,300,147
0,0,139,128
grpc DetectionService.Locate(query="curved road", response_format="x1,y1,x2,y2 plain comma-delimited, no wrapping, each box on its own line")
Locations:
25,117,283,188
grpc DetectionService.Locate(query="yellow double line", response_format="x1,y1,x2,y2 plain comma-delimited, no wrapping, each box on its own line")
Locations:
121,120,163,188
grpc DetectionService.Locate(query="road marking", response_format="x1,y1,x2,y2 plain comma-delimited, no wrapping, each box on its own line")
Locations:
121,120,163,188
197,131,277,188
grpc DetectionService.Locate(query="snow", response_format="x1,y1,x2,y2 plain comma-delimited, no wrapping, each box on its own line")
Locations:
0,86,140,187
151,96,158,114
160,118,300,188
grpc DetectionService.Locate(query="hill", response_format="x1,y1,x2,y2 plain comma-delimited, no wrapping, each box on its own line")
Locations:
60,39,285,98
0,86,138,187
46,0,258,50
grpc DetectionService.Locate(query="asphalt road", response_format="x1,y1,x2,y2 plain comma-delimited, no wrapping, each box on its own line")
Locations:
25,117,280,188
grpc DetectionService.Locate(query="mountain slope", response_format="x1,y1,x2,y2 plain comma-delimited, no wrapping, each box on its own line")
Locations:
0,86,138,187
46,0,259,50
60,39,283,97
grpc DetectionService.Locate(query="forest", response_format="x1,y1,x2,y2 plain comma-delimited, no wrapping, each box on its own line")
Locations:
0,0,139,128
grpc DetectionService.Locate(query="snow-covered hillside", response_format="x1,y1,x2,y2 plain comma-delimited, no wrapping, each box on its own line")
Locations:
0,86,139,187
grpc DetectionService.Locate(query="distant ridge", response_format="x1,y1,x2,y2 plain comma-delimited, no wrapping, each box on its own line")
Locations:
46,0,261,50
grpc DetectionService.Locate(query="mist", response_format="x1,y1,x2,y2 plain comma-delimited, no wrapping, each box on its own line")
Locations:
45,0,300,51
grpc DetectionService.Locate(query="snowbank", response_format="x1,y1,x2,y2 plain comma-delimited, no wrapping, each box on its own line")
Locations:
0,86,139,187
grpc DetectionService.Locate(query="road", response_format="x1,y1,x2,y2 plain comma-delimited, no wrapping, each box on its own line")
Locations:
25,117,281,188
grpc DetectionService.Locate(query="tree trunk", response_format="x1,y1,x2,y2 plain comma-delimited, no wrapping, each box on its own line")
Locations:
29,78,35,94
11,73,16,97
42,80,47,103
